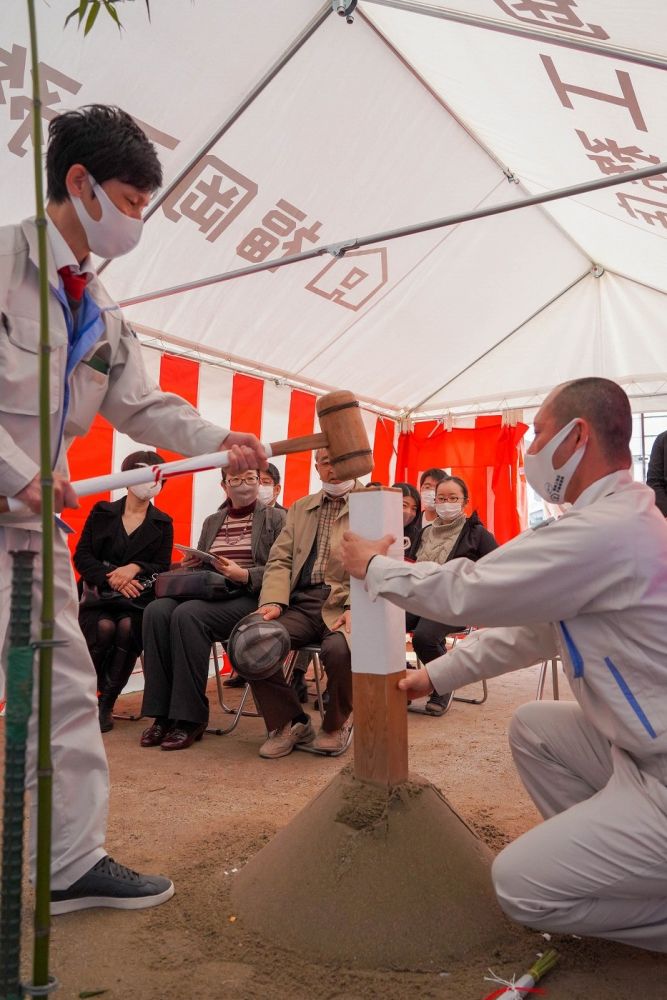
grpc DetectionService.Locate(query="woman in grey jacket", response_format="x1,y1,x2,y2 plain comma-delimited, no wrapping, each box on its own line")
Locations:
140,469,285,750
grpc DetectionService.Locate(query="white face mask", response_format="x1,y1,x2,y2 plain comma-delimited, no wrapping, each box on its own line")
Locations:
72,174,143,258
420,488,436,511
435,501,463,521
258,484,275,505
524,417,585,503
129,481,161,502
321,479,355,497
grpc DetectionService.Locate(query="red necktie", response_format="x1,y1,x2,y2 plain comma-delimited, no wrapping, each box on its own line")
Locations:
58,266,87,302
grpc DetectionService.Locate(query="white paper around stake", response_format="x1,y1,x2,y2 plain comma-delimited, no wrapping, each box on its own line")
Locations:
349,489,406,676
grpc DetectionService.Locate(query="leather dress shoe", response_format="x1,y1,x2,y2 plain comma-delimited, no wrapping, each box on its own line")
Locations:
160,722,206,751
140,720,173,748
223,673,246,688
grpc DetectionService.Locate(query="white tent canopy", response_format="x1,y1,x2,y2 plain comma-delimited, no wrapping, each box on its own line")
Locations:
2,0,666,419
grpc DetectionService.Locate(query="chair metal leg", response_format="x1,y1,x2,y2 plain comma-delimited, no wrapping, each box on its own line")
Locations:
536,658,560,700
310,650,326,724
536,660,548,699
208,642,260,735
453,680,488,705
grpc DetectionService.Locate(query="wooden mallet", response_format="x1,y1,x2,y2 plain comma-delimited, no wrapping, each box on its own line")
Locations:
0,390,373,512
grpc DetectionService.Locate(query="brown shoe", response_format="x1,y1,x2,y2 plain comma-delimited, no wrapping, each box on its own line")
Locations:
259,720,315,759
311,722,352,754
160,722,206,751
140,720,173,748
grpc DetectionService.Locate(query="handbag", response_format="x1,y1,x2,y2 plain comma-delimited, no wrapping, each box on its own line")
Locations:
154,569,244,601
79,571,158,610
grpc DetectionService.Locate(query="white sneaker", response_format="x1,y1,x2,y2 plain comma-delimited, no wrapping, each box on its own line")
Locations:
259,719,315,759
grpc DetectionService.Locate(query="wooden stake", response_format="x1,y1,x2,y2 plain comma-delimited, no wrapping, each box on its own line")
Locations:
349,488,407,789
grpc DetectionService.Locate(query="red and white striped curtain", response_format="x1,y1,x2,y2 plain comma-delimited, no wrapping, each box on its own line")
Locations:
65,346,396,553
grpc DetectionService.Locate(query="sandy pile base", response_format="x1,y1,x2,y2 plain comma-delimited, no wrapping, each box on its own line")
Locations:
234,766,520,969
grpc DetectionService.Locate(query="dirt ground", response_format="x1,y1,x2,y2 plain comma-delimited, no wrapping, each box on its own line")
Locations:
6,665,667,999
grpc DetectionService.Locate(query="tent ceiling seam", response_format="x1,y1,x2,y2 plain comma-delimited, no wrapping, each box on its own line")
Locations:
359,7,516,181
406,267,593,414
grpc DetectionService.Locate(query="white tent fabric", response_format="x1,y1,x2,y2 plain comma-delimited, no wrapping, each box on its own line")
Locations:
2,0,666,418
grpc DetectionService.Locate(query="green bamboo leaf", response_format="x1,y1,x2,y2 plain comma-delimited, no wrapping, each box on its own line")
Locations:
79,991,108,999
103,1,122,29
64,0,88,28
145,0,152,22
84,1,101,36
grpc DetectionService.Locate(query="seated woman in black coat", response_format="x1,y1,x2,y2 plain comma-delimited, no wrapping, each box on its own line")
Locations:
74,450,173,732
407,474,498,717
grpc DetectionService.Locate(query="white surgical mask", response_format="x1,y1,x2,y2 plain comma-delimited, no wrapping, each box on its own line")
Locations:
258,484,275,505
321,479,355,497
72,174,143,258
402,509,415,527
435,501,463,521
420,488,436,511
524,418,585,503
129,481,161,502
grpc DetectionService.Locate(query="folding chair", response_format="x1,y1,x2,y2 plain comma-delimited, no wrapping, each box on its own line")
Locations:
536,656,561,700
407,626,488,713
206,641,261,736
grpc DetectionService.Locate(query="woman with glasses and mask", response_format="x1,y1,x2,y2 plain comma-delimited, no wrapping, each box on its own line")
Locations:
139,467,286,750
408,475,498,716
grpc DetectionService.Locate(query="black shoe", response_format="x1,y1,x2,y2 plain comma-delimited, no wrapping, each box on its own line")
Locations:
50,855,174,915
425,692,454,717
98,701,114,733
223,673,246,688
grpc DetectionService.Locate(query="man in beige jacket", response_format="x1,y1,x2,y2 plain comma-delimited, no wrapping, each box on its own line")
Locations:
0,105,265,914
241,448,356,758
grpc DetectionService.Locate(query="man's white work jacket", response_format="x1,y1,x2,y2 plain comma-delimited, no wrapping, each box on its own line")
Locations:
0,219,227,526
366,471,667,781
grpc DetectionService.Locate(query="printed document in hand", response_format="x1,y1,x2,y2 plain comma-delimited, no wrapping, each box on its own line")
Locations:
174,543,218,566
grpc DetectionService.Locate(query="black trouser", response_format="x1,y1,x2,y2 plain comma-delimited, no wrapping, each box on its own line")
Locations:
406,612,464,696
249,587,352,733
141,593,258,724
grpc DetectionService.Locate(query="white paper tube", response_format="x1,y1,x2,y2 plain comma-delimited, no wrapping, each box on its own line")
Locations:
349,488,406,676
71,442,276,497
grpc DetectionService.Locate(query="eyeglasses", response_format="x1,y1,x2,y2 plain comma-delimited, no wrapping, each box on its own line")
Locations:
437,494,465,503
226,474,259,486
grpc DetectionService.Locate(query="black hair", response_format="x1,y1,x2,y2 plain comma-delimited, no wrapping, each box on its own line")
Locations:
419,467,448,489
392,482,421,526
550,377,632,464
121,450,164,472
47,105,162,203
262,463,281,485
437,475,469,503
365,481,383,488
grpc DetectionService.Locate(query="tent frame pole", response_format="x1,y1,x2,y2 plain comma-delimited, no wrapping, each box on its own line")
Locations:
117,158,667,309
97,3,332,275
362,0,667,72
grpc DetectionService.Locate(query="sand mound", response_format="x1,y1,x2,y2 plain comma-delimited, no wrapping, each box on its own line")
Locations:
233,766,517,970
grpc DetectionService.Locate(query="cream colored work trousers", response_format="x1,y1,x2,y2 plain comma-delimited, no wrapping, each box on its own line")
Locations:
492,701,667,952
0,524,108,889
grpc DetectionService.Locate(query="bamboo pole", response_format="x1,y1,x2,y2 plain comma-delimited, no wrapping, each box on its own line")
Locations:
26,0,57,992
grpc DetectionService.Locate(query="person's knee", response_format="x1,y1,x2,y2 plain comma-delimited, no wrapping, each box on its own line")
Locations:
321,631,350,672
508,701,545,754
143,599,172,632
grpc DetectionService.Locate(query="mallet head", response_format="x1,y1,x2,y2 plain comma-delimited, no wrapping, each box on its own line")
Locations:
316,390,374,481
